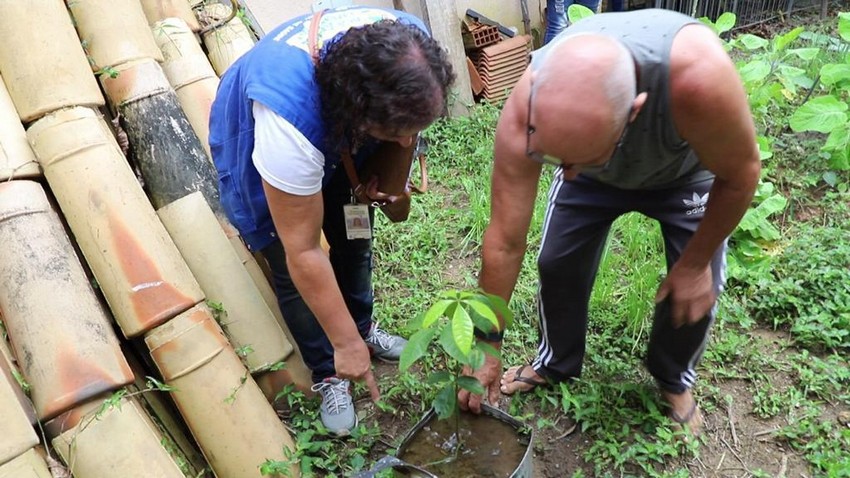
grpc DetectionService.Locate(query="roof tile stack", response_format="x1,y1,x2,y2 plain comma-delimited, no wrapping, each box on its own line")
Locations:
469,35,532,103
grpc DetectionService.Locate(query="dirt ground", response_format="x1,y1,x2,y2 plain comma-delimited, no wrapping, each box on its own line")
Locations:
365,328,848,477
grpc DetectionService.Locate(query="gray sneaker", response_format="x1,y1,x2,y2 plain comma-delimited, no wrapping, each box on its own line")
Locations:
364,323,407,363
311,378,356,436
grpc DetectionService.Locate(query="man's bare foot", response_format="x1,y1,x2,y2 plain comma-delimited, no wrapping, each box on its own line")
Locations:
662,389,704,439
500,364,547,395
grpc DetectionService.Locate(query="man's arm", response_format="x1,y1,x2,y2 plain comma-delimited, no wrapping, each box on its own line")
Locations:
460,72,543,412
660,25,762,325
480,75,543,306
263,182,379,399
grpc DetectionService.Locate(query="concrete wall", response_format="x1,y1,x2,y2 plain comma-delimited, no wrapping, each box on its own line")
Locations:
241,0,544,38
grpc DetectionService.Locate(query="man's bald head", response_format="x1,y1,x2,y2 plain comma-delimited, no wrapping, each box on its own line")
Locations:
529,34,636,159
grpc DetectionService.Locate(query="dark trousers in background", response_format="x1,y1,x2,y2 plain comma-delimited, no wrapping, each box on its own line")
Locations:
532,171,726,394
261,169,375,383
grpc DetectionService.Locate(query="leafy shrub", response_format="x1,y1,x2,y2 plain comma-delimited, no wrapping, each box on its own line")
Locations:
746,226,850,350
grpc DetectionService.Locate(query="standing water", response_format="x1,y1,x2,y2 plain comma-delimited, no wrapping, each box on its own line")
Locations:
399,409,532,477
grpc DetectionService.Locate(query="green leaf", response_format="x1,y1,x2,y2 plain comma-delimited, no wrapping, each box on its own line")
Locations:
738,195,787,241
433,384,457,420
755,195,788,217
738,34,768,50
467,348,486,371
457,376,485,395
828,149,850,170
451,304,474,355
483,292,514,329
838,12,850,42
789,96,848,134
776,65,810,94
756,136,773,160
466,297,500,332
422,299,454,328
786,47,820,61
823,171,839,187
426,371,452,384
475,341,501,360
738,60,770,84
823,123,850,155
567,4,594,23
399,327,437,372
714,12,736,34
438,324,468,364
772,26,803,52
820,64,850,86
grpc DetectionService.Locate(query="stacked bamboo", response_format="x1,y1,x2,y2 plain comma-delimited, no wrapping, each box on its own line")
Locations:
0,1,303,476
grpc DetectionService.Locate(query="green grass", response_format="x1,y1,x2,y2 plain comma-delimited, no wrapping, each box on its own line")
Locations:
276,38,850,473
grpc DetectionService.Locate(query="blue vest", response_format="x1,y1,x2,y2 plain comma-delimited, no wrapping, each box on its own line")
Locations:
209,6,428,250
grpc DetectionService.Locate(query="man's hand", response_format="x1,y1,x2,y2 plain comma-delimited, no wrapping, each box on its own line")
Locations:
655,262,715,327
458,352,502,414
334,340,381,401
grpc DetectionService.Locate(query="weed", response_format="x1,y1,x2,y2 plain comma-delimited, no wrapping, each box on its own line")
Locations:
223,372,248,404
12,369,31,395
268,385,384,476
746,225,850,350
96,65,119,78
775,405,850,476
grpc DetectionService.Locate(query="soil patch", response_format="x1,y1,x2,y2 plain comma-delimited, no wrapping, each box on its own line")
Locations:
366,328,841,477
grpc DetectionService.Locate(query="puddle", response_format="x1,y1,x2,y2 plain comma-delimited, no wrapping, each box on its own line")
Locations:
399,412,530,477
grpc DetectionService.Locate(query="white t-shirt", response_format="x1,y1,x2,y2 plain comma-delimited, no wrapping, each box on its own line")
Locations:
252,101,325,195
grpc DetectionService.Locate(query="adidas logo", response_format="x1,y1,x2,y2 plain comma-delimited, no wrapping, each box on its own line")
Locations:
683,192,709,216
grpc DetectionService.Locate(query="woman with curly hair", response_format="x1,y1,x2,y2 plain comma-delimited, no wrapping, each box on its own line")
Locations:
209,6,454,436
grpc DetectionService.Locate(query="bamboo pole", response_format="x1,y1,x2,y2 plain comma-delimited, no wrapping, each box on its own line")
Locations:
200,3,256,76
99,58,224,218
156,192,294,373
140,0,201,32
0,360,37,465
26,106,204,338
0,1,103,122
67,0,163,72
145,303,299,478
152,17,219,158
47,394,185,478
0,75,39,181
0,180,134,420
0,448,52,478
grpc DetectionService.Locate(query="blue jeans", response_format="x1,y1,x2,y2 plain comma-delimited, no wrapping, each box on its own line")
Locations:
261,169,374,383
544,0,602,45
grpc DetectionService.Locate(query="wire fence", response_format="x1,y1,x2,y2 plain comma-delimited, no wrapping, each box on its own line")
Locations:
652,0,831,30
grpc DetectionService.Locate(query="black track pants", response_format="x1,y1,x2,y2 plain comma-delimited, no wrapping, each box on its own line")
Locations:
531,171,726,393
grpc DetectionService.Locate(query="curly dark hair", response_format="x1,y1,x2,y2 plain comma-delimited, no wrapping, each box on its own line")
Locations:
315,20,455,148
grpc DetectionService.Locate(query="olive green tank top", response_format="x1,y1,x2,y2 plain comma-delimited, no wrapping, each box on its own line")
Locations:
531,9,715,190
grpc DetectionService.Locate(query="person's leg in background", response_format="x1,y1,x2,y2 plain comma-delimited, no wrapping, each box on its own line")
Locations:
544,0,603,45
544,0,568,45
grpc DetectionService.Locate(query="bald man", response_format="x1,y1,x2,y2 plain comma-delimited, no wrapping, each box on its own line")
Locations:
458,9,760,436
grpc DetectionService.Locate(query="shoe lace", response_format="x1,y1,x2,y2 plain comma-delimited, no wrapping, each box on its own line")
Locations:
368,325,394,350
311,379,351,415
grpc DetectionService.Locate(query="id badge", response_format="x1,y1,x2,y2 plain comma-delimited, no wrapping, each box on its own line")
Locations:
343,204,371,240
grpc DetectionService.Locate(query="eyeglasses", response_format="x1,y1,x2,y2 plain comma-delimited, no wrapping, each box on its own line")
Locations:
525,79,631,173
